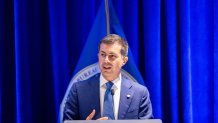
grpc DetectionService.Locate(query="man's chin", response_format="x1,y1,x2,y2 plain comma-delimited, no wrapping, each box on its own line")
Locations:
102,71,111,75
101,71,112,77
102,74,114,81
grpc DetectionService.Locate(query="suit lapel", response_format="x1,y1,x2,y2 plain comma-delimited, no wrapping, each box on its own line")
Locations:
89,74,101,119
118,77,134,119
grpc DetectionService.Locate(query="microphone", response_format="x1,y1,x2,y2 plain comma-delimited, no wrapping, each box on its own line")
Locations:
111,89,115,96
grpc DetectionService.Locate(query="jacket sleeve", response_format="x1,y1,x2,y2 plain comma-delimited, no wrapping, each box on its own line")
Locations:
138,86,153,119
63,83,80,121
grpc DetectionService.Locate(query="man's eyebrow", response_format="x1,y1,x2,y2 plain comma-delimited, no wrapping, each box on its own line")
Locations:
99,51,117,55
99,51,106,53
108,52,118,55
109,52,116,54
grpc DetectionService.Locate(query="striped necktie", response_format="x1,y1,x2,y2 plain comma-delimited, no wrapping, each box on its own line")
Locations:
103,82,115,119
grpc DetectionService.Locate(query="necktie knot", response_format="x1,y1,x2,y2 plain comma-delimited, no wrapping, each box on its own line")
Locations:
106,82,113,90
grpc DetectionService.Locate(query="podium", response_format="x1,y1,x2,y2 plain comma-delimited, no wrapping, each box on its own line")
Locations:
64,119,162,123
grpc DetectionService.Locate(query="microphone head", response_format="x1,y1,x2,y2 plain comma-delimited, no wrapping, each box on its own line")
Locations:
111,89,115,95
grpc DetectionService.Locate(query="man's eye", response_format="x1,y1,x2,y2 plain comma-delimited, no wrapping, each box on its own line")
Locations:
101,53,106,57
110,55,117,58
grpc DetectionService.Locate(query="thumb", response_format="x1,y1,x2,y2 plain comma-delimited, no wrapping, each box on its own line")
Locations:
86,109,96,120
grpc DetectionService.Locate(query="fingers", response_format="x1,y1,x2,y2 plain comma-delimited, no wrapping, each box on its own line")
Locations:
86,109,108,120
86,109,96,120
97,117,108,120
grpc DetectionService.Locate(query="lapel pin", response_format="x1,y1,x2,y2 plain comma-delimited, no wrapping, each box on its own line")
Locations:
127,94,131,99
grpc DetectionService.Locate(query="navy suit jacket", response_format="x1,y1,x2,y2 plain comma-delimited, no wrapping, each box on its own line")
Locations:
63,73,153,121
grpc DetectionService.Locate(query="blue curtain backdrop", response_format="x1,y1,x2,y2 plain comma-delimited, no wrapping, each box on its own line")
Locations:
0,0,217,123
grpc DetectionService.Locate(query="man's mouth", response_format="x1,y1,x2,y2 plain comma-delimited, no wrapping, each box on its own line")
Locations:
103,66,112,70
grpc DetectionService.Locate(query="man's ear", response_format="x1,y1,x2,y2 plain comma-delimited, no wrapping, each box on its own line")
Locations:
122,56,128,65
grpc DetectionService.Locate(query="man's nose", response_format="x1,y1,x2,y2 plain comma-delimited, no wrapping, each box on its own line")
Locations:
104,56,110,62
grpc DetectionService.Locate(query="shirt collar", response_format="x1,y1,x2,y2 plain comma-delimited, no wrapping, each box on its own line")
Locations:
100,73,122,90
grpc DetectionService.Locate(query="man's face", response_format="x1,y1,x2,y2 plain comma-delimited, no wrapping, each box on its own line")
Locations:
98,42,128,81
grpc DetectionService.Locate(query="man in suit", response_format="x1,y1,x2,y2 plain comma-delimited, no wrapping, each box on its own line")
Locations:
63,34,153,121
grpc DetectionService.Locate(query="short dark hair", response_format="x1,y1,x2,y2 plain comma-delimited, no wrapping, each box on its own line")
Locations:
98,34,128,56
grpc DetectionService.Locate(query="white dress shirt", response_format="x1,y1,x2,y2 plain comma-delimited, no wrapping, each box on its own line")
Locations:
100,73,122,120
